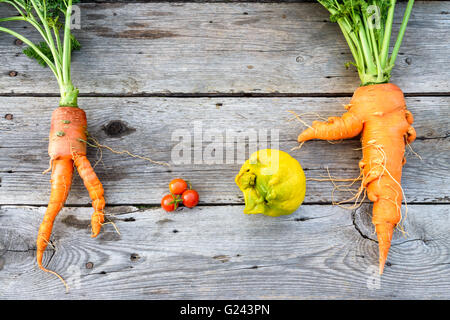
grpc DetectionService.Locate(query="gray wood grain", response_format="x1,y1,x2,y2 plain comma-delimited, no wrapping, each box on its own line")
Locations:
0,2,449,95
0,204,448,299
1,96,448,205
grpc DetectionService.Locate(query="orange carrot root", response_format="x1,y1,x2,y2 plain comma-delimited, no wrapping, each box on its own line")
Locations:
37,106,105,289
375,222,395,274
74,155,105,237
297,83,415,274
37,158,73,291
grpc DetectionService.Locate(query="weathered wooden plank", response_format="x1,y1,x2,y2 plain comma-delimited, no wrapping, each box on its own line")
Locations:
0,2,449,95
0,204,449,299
83,0,450,3
1,96,448,205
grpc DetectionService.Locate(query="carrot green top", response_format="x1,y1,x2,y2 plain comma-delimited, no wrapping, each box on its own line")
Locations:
0,0,80,107
318,0,415,86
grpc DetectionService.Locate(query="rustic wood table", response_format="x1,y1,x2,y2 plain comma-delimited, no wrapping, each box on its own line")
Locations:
0,1,449,299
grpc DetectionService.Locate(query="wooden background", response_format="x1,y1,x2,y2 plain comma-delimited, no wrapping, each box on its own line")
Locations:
0,1,449,299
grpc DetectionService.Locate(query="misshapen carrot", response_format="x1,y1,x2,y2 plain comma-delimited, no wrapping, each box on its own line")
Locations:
0,0,106,292
298,83,416,274
37,107,105,288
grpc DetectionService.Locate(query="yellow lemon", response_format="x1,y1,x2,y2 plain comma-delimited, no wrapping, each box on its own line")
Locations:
235,149,306,217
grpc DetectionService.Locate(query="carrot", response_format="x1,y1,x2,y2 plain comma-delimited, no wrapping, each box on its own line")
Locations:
297,0,416,273
298,83,416,273
1,1,105,289
37,107,105,287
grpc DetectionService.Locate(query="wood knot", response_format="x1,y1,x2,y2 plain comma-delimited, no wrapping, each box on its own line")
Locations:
213,255,230,263
102,120,135,137
130,253,140,261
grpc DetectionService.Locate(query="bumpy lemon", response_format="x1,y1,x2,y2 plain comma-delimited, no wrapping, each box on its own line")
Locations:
235,149,306,217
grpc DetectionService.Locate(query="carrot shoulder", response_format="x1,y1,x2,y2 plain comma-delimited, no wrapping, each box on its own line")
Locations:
297,83,416,274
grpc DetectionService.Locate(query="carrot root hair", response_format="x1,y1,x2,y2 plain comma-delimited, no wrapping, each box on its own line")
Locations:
37,262,69,293
82,135,170,167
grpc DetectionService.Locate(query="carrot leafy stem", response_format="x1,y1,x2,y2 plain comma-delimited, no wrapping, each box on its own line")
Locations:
318,0,415,86
0,0,80,106
22,35,80,67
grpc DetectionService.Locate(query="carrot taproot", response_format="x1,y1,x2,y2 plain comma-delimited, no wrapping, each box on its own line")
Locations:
298,83,416,273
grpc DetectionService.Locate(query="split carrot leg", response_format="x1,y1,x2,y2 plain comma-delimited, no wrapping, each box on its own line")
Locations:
297,110,363,142
36,158,73,287
74,154,105,237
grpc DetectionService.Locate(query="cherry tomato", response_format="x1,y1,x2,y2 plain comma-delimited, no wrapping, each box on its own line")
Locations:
181,189,199,208
169,178,188,195
161,194,181,212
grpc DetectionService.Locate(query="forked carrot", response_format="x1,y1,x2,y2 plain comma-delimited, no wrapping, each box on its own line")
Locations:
298,83,416,273
37,107,105,287
0,1,107,289
296,0,417,273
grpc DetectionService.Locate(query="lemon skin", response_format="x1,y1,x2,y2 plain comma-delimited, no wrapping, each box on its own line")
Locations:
235,149,306,217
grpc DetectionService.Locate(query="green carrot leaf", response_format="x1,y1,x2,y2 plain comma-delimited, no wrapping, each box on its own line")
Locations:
0,0,80,106
317,0,414,86
22,35,80,67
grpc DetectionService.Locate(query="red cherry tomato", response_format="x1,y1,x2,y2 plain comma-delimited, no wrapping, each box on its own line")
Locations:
181,189,199,208
169,178,188,195
161,194,181,212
